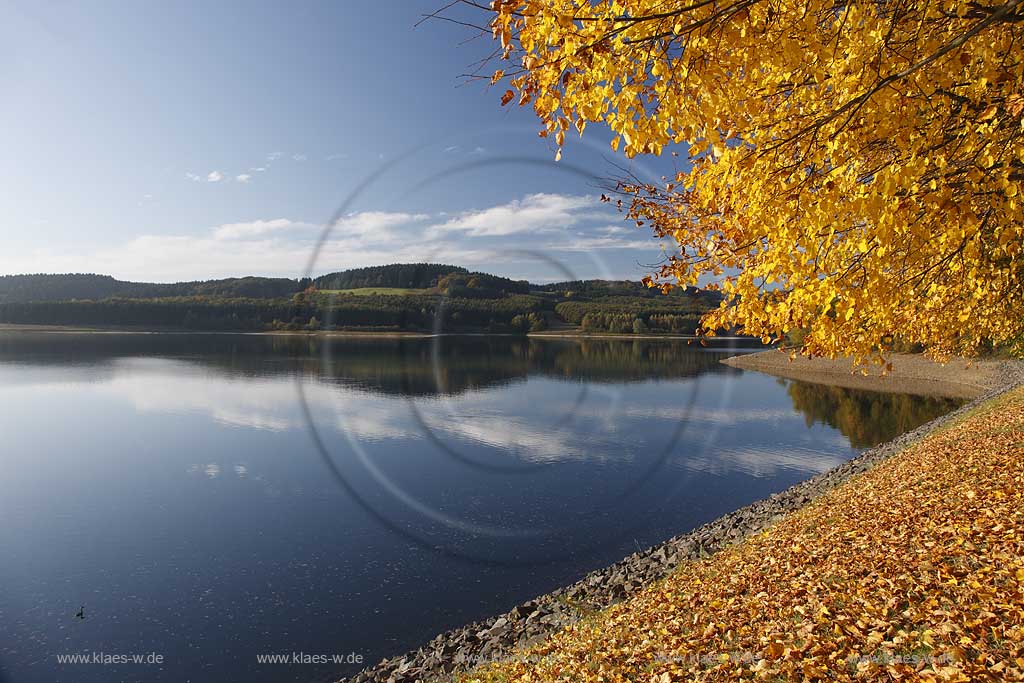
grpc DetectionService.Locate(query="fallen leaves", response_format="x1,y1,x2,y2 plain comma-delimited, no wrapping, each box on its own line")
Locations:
462,388,1024,682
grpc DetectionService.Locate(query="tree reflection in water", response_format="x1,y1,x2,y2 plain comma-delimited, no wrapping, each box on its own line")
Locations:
784,380,965,449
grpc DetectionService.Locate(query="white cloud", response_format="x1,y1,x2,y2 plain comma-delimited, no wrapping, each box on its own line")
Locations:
292,154,307,162
108,235,307,278
0,224,501,282
185,172,202,182
212,218,313,241
236,173,252,183
547,236,667,251
267,152,283,161
597,225,633,236
207,170,224,182
332,211,429,239
325,153,347,161
251,167,266,172
1,193,661,282
431,193,603,237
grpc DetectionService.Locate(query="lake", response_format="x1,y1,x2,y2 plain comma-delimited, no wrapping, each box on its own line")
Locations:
0,332,964,683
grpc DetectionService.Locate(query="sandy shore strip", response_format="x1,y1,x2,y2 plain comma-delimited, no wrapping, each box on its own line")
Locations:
722,350,1012,399
338,357,1024,683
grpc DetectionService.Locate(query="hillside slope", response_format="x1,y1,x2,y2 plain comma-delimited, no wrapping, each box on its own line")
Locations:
0,264,725,334
0,273,301,303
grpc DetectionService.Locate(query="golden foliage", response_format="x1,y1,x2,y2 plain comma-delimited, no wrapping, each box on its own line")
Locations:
463,387,1024,682
487,0,1024,362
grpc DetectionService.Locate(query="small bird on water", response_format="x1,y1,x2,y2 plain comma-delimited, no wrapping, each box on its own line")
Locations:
74,606,85,620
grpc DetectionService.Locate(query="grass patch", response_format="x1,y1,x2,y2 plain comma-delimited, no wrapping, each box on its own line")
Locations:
318,287,428,296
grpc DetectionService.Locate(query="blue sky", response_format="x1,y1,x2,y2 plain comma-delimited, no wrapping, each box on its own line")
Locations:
0,1,682,283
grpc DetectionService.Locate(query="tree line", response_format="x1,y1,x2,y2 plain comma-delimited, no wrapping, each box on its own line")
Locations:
0,273,303,303
0,263,724,334
314,263,468,290
0,294,552,333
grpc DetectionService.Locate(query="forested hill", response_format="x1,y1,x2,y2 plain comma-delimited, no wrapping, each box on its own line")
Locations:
0,264,482,302
0,263,726,335
314,263,467,290
0,273,301,303
0,264,533,302
535,279,707,299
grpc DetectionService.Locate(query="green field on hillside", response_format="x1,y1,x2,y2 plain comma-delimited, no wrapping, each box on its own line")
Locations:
319,287,428,296
0,265,724,334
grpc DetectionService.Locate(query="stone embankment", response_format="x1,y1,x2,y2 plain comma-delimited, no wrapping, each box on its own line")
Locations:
339,354,1024,683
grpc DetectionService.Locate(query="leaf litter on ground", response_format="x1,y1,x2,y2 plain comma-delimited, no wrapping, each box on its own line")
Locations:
463,388,1024,682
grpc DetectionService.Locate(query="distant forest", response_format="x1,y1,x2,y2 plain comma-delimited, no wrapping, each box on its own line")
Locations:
313,263,469,290
0,264,724,334
0,273,303,302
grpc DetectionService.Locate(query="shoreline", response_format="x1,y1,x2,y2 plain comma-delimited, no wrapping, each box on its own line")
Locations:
0,323,758,343
722,349,1011,399
0,323,436,338
337,353,1024,683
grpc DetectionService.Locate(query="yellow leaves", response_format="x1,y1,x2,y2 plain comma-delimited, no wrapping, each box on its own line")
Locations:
486,0,1024,361
802,661,828,679
580,101,602,121
1008,94,1024,117
500,89,515,106
493,20,511,50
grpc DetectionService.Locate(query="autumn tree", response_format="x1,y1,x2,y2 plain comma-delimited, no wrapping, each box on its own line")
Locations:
455,0,1024,361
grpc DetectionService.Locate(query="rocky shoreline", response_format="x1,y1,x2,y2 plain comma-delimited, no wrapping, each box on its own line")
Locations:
338,358,1024,683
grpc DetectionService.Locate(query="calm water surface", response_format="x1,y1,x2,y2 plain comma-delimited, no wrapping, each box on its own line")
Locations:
0,332,963,683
